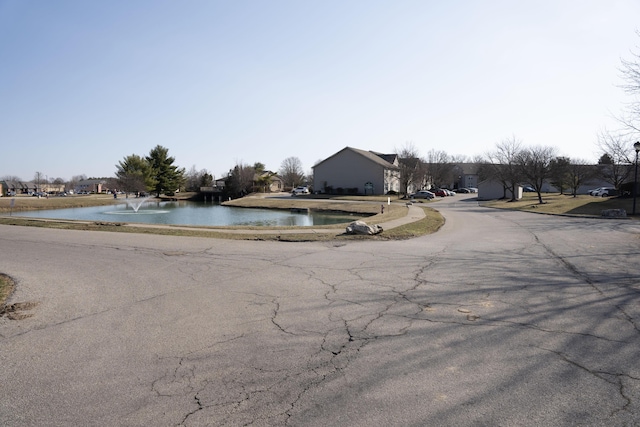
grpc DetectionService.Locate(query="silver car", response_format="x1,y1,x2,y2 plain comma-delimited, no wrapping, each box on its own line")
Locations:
409,190,435,199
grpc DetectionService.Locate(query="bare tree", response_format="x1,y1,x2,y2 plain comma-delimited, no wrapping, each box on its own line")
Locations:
184,166,213,192
279,157,305,189
34,171,44,192
185,165,199,191
396,142,421,196
618,31,640,133
548,156,571,195
424,149,453,189
486,137,524,201
67,174,87,193
517,145,557,203
450,154,470,164
597,129,635,190
226,161,255,197
567,159,598,197
304,170,314,189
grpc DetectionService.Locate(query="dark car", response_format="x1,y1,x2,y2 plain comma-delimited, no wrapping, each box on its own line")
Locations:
409,190,435,199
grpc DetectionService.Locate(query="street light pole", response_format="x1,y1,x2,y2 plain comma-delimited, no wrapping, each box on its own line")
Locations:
633,141,640,215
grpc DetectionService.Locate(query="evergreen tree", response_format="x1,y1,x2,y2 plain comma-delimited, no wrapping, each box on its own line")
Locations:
146,145,185,197
116,154,156,194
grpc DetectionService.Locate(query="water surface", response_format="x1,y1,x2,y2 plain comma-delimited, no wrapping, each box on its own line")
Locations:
16,200,359,227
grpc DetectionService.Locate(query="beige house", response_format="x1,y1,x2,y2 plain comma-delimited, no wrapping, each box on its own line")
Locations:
75,179,108,194
0,180,64,195
313,147,400,195
254,171,283,193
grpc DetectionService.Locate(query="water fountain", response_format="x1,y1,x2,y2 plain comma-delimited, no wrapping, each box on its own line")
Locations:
124,196,152,213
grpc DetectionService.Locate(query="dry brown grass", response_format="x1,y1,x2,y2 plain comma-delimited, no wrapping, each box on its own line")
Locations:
0,193,121,213
481,193,640,216
223,195,409,222
0,273,15,308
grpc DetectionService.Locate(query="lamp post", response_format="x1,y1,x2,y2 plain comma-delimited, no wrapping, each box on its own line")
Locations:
633,141,640,215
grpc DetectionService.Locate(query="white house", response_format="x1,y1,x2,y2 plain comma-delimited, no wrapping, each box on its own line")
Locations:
477,179,522,200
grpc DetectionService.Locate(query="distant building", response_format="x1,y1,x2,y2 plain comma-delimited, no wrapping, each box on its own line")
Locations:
1,180,34,195
75,179,108,194
0,180,65,196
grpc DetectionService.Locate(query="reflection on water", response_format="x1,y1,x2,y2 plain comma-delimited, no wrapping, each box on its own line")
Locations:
16,200,360,227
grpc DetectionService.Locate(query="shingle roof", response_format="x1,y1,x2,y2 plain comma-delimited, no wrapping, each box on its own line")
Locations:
313,146,399,169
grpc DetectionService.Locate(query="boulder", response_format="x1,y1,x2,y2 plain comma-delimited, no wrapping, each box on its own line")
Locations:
601,209,627,218
345,220,383,235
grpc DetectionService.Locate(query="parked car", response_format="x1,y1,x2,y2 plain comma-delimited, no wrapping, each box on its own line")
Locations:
523,185,536,192
456,188,471,193
467,187,478,193
445,189,456,196
433,189,448,197
409,190,435,199
291,186,310,195
595,187,617,197
588,187,604,196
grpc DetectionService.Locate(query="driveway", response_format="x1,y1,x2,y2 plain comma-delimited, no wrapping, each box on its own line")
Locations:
1,195,639,426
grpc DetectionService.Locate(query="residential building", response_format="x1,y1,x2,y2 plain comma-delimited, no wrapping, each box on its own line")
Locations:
313,147,400,195
75,179,108,194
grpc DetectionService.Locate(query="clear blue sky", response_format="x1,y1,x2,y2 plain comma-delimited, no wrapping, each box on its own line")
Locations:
1,0,639,182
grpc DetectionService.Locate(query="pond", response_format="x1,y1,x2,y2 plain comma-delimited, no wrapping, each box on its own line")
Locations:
15,200,360,227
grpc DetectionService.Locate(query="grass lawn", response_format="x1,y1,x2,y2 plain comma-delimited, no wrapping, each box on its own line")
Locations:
481,192,640,217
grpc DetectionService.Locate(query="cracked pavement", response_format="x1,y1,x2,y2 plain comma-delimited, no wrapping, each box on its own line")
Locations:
1,195,639,426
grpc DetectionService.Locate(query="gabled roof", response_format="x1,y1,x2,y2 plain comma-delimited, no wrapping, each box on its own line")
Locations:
370,151,398,165
313,146,399,170
452,163,481,175
1,181,36,189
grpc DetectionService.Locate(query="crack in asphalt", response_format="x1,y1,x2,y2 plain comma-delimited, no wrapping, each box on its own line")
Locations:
538,346,640,417
96,231,638,426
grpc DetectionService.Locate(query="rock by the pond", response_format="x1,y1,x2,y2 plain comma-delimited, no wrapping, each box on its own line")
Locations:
345,220,383,235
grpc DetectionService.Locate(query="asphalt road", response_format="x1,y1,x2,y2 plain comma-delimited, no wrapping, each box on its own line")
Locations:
1,195,639,426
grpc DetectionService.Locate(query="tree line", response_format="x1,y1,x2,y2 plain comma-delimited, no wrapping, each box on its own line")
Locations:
115,147,308,198
395,135,637,204
397,32,640,203
8,34,640,200
115,145,186,197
